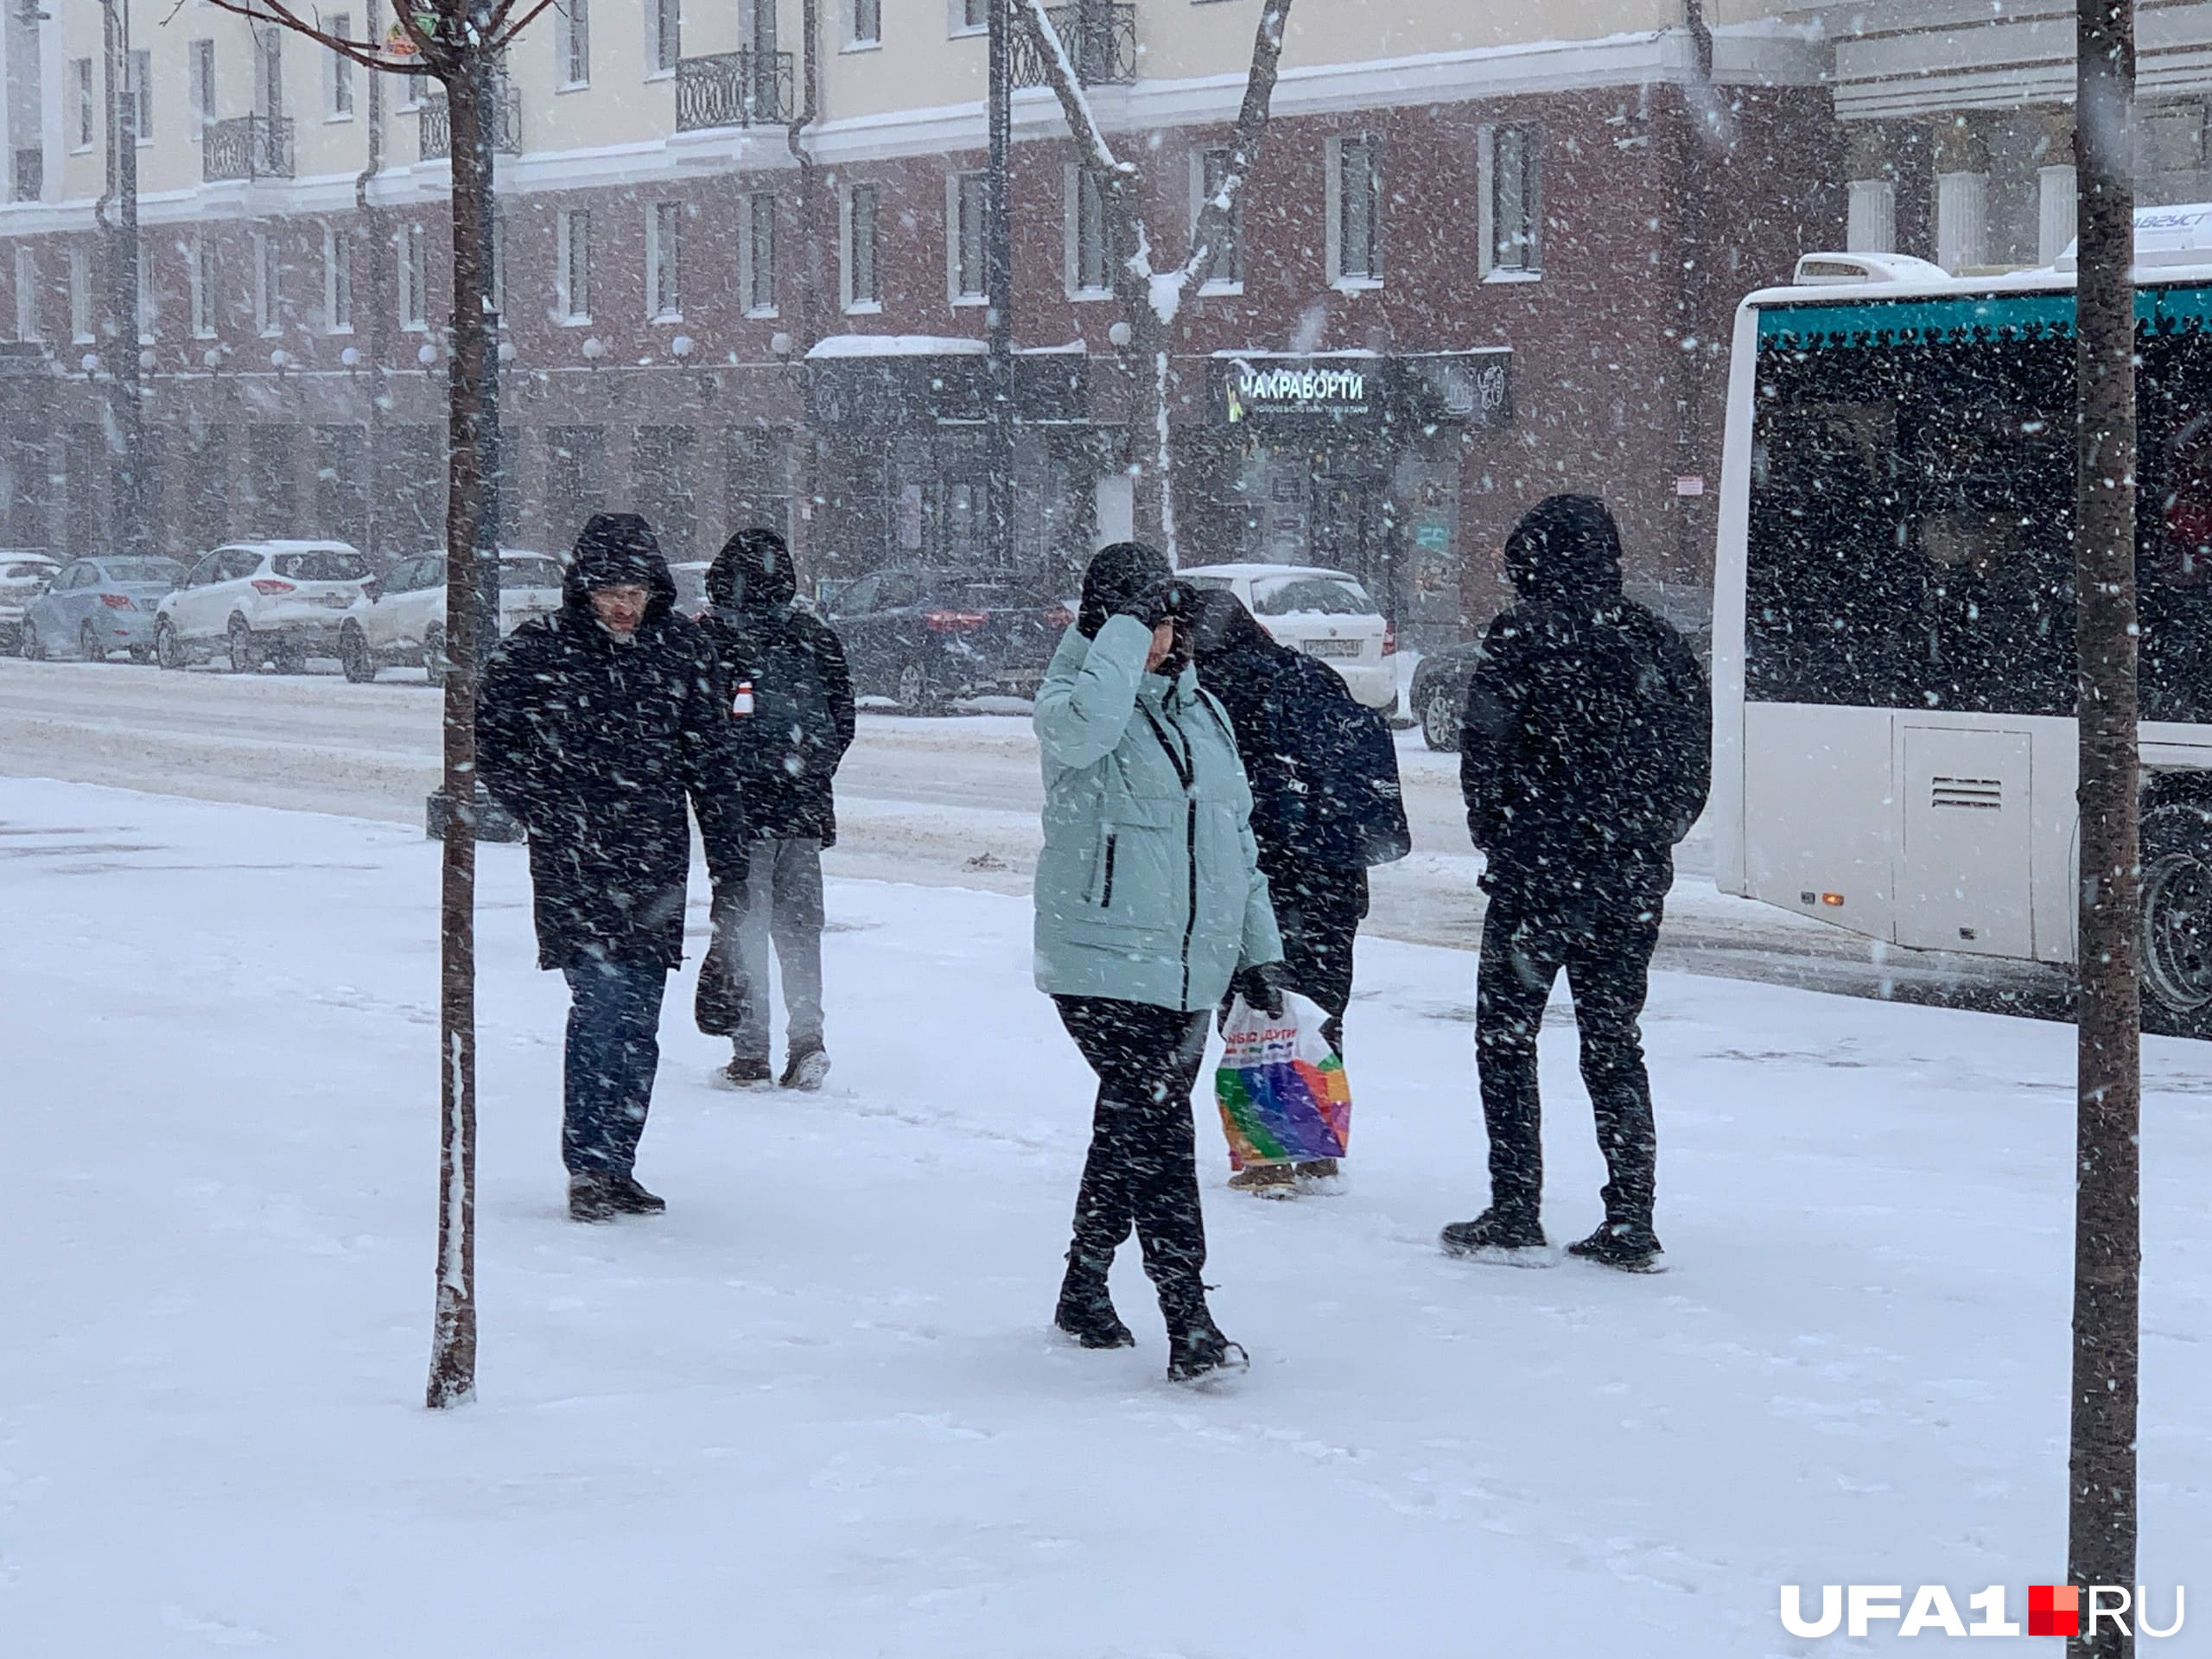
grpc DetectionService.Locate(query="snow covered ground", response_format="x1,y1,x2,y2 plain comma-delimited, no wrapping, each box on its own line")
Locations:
5,777,2209,1656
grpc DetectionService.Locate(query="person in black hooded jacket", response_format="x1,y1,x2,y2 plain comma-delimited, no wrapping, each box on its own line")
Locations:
694,526,856,1090
478,512,747,1223
1187,587,1410,1193
1440,494,1710,1273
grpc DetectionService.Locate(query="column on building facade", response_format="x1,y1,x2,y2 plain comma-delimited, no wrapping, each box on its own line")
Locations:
1932,119,1989,273
1844,128,1897,255
2036,112,2078,266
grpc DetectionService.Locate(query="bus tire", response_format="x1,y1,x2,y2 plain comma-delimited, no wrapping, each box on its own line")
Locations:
2140,799,2212,1039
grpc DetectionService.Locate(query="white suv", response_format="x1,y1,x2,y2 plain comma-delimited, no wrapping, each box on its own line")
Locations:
338,550,566,685
154,541,374,672
1178,563,1398,710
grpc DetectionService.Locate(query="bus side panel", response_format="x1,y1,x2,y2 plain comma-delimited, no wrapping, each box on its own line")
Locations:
1740,702,1897,943
1711,303,1763,898
2032,719,2080,966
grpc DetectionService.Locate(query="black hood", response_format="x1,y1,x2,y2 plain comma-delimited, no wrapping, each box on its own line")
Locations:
1186,587,1284,667
707,526,798,616
565,512,677,621
1077,540,1174,639
1503,493,1624,603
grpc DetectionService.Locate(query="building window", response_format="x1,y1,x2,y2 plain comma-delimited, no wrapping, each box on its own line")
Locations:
254,27,284,119
842,183,881,311
950,170,988,303
849,0,881,49
1194,146,1244,290
398,224,426,330
950,0,988,35
646,201,682,321
649,0,680,75
128,49,153,143
190,236,216,337
72,60,94,152
1069,166,1113,297
742,193,777,316
1482,124,1541,277
557,0,591,87
1328,135,1382,285
557,208,591,322
190,41,216,132
253,231,282,335
67,246,90,342
326,16,355,118
137,243,154,340
324,226,353,333
13,248,38,342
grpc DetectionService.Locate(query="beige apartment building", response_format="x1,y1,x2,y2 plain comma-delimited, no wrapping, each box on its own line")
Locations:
0,0,1859,651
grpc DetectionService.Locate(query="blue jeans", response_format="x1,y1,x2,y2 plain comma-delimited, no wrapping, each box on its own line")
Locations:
561,957,670,1179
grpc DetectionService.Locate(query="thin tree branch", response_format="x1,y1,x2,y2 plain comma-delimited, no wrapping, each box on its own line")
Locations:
1173,0,1294,308
198,0,435,73
486,0,560,54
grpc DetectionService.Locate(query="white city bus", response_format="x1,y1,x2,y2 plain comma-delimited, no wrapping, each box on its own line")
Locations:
1713,222,2212,1036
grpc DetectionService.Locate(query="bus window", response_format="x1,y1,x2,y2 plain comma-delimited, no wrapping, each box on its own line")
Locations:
2140,329,2212,723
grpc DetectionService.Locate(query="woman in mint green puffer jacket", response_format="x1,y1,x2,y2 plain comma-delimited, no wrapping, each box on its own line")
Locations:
1032,541,1281,1385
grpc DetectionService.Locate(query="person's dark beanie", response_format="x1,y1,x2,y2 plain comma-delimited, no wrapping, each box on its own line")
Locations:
1077,540,1174,638
570,512,664,590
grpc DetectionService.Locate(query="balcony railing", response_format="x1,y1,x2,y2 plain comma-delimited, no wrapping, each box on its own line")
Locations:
419,83,523,162
203,114,294,182
674,48,795,131
11,146,40,203
1013,2,1138,88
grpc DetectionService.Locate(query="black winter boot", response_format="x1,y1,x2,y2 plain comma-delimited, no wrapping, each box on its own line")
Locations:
1162,1289,1248,1385
608,1174,667,1216
1054,1252,1135,1350
1440,1206,1550,1262
568,1174,620,1224
1567,1219,1666,1274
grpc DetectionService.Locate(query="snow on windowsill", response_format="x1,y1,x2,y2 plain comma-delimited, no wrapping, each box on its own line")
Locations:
1331,276,1384,295
806,333,989,359
1484,268,1543,285
1198,279,1245,299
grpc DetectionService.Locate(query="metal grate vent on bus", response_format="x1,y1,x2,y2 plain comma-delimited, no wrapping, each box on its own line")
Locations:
1930,776,2004,811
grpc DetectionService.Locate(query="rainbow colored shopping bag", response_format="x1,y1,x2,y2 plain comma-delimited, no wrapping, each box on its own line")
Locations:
1215,992,1352,1170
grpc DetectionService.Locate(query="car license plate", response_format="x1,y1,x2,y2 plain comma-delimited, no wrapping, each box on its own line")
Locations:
318,594,353,608
1303,638,1364,659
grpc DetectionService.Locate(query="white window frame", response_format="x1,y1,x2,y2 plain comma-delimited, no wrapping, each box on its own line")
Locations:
741,192,778,319
948,0,988,37
136,242,154,341
323,225,353,334
556,207,592,324
846,0,881,52
190,234,217,338
326,16,356,120
13,247,38,342
1325,134,1383,290
1065,163,1114,302
253,26,284,120
840,181,882,314
252,230,281,336
190,41,217,133
488,213,505,321
398,223,427,331
647,0,681,78
556,0,591,90
1190,146,1245,296
1478,124,1542,283
67,246,91,343
128,49,153,144
71,60,94,153
947,169,988,306
646,201,683,322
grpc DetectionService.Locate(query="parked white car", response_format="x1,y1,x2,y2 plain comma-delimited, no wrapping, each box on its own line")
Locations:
0,550,60,651
1178,563,1397,710
154,542,374,672
338,550,565,684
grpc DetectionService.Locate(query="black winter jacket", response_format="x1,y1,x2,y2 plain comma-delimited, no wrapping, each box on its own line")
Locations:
1459,494,1711,912
479,528,748,969
698,528,857,846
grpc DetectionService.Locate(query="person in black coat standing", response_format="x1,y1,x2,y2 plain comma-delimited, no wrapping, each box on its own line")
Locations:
1440,494,1709,1272
695,526,857,1090
1188,588,1410,1193
479,512,748,1223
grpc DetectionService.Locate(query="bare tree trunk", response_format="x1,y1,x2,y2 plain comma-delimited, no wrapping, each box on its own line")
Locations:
425,53,498,1411
2069,2,2141,1649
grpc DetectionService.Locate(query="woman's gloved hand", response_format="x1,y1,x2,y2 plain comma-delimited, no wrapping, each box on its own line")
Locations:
1230,961,1288,1018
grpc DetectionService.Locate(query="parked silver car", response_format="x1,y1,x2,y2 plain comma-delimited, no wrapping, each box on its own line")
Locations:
18,556,188,662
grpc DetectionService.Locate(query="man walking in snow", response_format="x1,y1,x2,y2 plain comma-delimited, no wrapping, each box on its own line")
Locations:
1440,494,1710,1272
479,512,748,1223
695,526,856,1090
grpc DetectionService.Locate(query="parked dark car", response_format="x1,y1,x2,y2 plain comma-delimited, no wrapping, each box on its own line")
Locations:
824,568,1071,713
1408,640,1483,752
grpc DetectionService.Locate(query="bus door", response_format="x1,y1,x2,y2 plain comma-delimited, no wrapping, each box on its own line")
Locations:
1894,724,2035,957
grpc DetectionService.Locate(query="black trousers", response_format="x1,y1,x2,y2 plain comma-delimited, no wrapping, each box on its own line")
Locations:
1053,995,1212,1309
1268,862,1369,1055
1476,892,1662,1229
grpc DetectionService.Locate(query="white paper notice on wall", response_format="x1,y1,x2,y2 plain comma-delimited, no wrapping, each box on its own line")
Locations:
1675,475,1707,497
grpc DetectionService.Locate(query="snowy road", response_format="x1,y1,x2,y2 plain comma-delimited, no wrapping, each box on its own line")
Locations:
3,779,2205,1656
0,658,2063,1014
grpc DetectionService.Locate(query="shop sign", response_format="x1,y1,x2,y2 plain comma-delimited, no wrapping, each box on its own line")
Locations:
1217,358,1376,424
1408,352,1512,428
